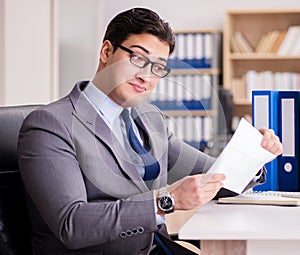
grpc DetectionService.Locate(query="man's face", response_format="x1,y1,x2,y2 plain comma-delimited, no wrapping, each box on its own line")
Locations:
95,33,170,107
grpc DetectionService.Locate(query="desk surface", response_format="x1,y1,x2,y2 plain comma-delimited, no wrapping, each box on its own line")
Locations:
179,201,300,240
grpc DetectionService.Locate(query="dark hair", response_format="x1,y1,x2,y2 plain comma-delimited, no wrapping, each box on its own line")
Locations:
103,7,175,55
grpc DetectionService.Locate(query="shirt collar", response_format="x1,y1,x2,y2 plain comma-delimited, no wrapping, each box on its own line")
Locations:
84,81,123,125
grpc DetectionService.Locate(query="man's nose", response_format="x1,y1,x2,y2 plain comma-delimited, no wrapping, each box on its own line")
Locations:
135,64,153,81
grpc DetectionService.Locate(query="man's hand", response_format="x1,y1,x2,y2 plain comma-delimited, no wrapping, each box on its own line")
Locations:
259,128,283,156
168,173,225,211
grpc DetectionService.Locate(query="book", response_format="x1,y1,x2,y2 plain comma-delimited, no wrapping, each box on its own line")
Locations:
230,36,242,53
245,70,257,101
218,190,300,206
255,34,268,53
277,25,300,55
234,32,253,53
289,29,300,55
271,30,287,53
263,31,279,53
255,31,279,53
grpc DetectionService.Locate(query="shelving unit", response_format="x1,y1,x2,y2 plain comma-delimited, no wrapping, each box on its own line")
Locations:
223,9,300,118
162,110,216,117
150,30,222,155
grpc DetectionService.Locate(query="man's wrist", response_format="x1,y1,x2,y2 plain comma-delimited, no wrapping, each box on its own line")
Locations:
156,187,175,214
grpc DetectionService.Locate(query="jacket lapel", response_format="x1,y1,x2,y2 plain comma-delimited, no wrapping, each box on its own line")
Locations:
69,82,148,193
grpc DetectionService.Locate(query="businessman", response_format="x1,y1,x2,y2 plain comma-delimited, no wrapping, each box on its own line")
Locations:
18,7,282,255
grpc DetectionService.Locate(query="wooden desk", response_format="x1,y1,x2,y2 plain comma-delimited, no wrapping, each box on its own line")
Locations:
179,201,300,255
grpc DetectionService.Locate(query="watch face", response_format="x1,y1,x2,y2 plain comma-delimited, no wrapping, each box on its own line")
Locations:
159,196,173,211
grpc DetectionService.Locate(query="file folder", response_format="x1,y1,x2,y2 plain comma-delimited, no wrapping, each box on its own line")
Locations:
195,33,204,68
278,91,300,191
252,90,279,191
204,33,212,68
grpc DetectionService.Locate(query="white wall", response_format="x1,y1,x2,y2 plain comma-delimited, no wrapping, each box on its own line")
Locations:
2,0,300,104
58,0,103,97
58,0,300,98
102,0,300,31
0,0,57,106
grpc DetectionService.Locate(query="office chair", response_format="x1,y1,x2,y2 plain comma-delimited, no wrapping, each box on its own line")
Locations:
0,105,41,255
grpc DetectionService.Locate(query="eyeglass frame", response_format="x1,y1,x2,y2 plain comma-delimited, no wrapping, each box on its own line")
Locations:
111,42,171,78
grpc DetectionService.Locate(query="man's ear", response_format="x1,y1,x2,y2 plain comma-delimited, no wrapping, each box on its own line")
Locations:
100,40,114,64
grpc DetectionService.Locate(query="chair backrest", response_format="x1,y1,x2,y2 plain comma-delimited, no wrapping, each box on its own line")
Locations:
0,105,41,255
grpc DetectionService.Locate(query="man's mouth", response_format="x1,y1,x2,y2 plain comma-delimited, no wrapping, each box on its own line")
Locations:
130,83,147,92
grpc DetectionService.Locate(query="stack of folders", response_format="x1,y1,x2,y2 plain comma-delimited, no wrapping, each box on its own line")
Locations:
167,32,221,69
218,190,300,206
252,90,300,192
164,115,213,150
150,74,212,111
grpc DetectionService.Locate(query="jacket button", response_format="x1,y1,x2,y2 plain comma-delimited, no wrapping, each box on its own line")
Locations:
126,230,133,236
137,227,144,234
120,232,126,238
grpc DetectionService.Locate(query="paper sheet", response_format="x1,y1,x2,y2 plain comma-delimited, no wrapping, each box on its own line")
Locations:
207,118,277,194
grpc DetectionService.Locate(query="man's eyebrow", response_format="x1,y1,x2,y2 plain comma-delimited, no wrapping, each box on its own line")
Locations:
130,44,168,63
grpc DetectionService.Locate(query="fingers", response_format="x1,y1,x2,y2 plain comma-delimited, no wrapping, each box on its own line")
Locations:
190,174,225,195
198,173,226,185
259,128,283,156
197,176,224,203
195,174,225,200
171,174,225,211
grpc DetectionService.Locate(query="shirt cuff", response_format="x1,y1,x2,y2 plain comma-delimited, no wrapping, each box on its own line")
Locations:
252,168,264,182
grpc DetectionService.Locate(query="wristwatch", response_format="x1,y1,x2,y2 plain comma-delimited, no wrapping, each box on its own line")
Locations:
158,187,175,214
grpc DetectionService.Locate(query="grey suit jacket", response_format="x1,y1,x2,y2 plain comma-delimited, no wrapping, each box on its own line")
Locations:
17,81,261,255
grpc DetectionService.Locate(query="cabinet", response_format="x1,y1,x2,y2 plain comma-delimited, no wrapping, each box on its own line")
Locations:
150,30,223,156
223,9,300,118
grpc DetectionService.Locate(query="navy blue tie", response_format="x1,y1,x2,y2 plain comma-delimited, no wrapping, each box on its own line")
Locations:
122,109,160,181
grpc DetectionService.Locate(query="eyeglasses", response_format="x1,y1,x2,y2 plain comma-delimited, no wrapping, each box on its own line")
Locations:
112,42,171,78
